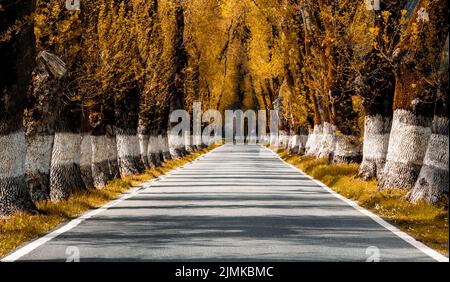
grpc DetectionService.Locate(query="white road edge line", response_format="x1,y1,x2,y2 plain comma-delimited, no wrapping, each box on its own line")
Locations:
264,145,449,262
1,145,223,262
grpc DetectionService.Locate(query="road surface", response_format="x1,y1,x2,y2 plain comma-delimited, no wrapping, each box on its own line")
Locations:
4,144,445,261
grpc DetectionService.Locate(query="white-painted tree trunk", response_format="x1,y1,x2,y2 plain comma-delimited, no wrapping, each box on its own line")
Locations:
106,132,120,179
407,116,449,204
0,131,35,215
80,134,94,189
305,124,323,156
278,130,290,149
185,135,196,153
92,135,112,188
359,115,392,180
147,135,160,168
288,135,301,154
317,122,337,160
138,133,150,169
25,133,54,201
379,110,432,191
168,132,182,159
333,135,361,163
298,134,308,155
50,132,85,202
269,133,278,147
116,134,143,177
162,134,172,161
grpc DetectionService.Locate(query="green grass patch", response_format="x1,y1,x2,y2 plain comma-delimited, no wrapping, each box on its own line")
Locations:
273,147,449,255
0,145,218,258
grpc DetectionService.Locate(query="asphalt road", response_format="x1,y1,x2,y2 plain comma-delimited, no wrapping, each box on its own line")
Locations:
5,144,446,261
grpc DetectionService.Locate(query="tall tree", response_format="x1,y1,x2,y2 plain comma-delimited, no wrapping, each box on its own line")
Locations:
0,0,37,215
355,0,407,180
379,0,448,191
407,36,449,205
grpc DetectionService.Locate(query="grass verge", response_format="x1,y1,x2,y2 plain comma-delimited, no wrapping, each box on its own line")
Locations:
0,145,218,258
273,147,449,255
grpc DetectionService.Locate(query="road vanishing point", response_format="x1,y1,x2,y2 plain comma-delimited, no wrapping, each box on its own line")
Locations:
4,144,447,262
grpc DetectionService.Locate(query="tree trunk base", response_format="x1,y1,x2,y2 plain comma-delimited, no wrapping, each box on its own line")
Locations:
80,135,94,189
407,164,449,206
305,124,323,157
359,115,391,180
118,156,143,177
0,175,36,216
170,148,183,159
332,135,361,164
25,134,54,201
109,159,120,179
92,160,112,188
92,135,113,188
80,165,95,189
50,132,84,201
407,116,449,206
186,145,196,153
50,163,86,202
378,110,432,191
26,171,50,202
317,123,336,160
378,161,422,191
358,159,387,180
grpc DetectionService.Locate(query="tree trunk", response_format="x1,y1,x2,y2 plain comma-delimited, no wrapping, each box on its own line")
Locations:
80,133,94,189
317,122,336,160
106,125,120,179
359,115,392,179
147,133,160,168
379,0,448,191
50,109,86,202
115,87,144,177
138,131,150,169
24,51,65,201
379,110,432,191
25,131,54,202
116,131,142,177
305,124,323,156
356,1,403,179
0,0,37,215
288,135,301,154
92,127,112,188
161,133,172,162
333,135,361,164
407,37,449,205
407,106,449,205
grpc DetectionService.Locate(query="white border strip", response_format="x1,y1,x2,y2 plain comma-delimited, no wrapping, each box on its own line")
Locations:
264,146,449,262
1,145,223,262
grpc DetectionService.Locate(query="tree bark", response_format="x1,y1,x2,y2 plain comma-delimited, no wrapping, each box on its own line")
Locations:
356,1,404,179
359,115,392,179
80,133,94,189
0,0,37,215
91,126,112,188
147,133,161,168
115,87,144,177
407,36,449,205
106,125,120,179
24,51,65,201
160,132,172,162
50,108,86,202
379,0,448,191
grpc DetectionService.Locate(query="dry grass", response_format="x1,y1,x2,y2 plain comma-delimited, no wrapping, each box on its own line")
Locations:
0,145,218,258
275,147,449,255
